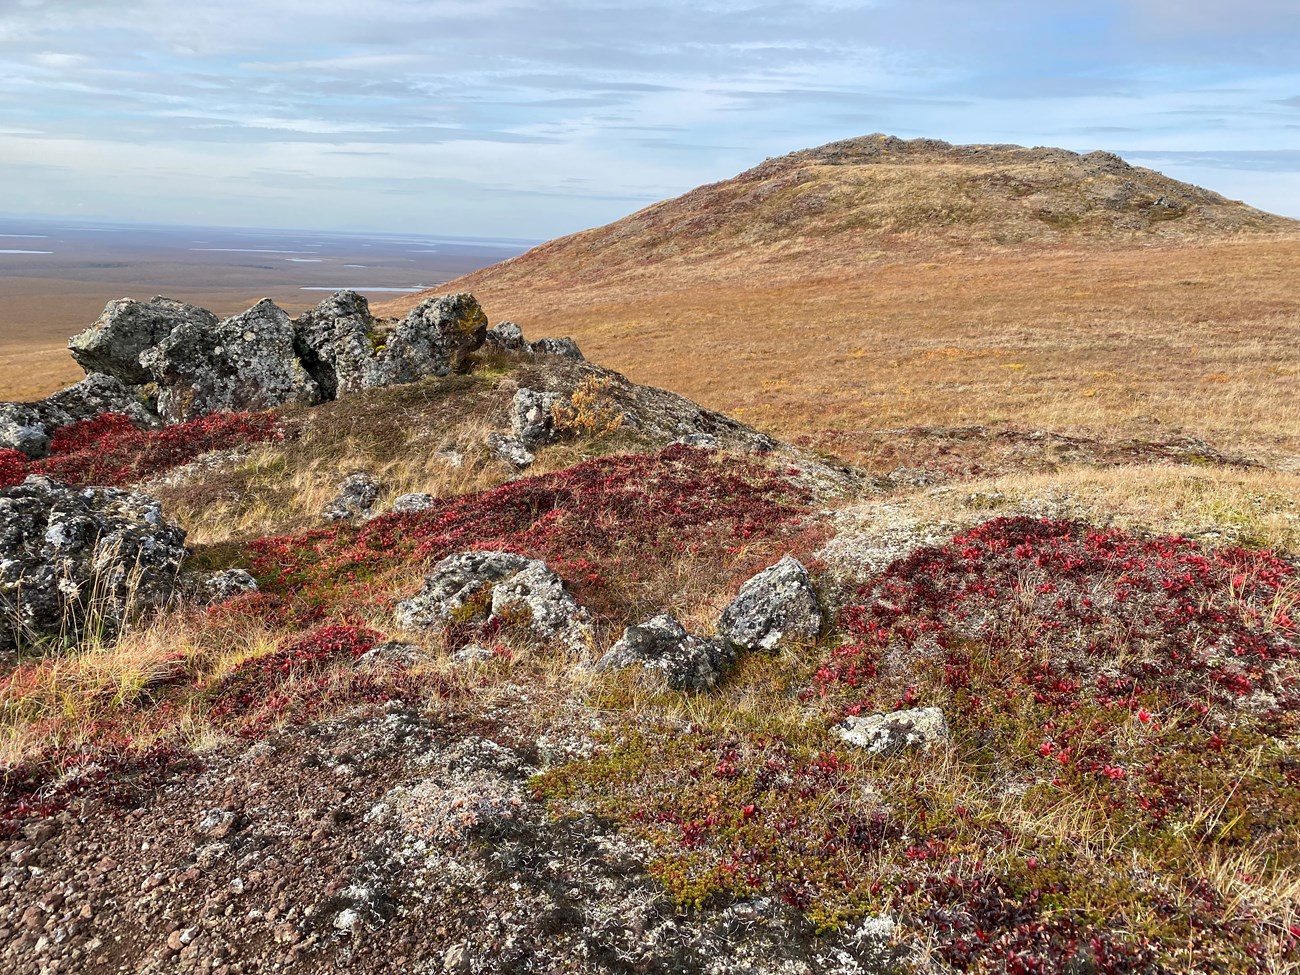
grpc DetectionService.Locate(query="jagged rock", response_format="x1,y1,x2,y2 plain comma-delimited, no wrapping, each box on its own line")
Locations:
396,551,591,652
596,614,736,692
140,299,320,423
0,475,188,652
68,296,218,385
484,321,529,353
323,472,382,521
292,290,382,399
487,433,534,469
530,337,583,360
391,492,436,514
198,569,258,603
367,293,488,386
511,388,562,446
835,707,949,755
718,555,822,652
0,374,159,459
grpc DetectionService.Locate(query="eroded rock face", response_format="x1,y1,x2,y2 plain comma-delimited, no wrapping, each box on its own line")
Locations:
323,472,382,521
68,296,219,385
835,707,949,755
368,293,488,386
596,614,736,692
140,299,320,423
511,388,562,446
0,476,188,652
396,550,591,652
292,290,382,400
719,555,822,652
0,373,159,459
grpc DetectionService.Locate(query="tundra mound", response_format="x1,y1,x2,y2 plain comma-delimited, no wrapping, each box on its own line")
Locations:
1,274,1298,975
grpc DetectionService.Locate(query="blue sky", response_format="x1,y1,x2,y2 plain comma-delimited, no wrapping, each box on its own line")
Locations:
1,0,1297,238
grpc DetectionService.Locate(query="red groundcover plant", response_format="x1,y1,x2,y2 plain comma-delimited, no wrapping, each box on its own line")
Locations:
0,411,282,489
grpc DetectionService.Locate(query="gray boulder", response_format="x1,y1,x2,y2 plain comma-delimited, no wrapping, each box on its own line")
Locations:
718,555,822,652
68,296,218,385
530,336,583,360
367,292,488,386
486,433,534,470
511,388,562,446
596,615,736,692
0,475,188,652
323,472,382,521
140,298,320,423
197,568,258,603
0,374,159,459
834,707,949,755
396,550,591,652
484,321,529,353
292,290,383,399
391,492,436,514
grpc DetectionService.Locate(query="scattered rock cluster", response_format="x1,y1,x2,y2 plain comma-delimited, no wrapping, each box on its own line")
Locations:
395,551,593,654
0,475,188,653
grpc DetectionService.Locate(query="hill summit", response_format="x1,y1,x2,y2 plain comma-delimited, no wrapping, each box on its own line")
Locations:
404,134,1295,297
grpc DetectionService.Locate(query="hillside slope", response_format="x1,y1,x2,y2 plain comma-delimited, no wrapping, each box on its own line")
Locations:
378,136,1300,468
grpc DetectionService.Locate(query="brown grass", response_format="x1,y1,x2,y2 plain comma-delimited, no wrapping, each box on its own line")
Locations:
379,234,1300,468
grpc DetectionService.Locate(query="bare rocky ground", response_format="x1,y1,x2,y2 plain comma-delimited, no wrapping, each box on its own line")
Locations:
2,701,901,975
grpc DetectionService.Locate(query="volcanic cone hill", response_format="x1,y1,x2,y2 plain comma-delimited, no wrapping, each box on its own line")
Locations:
378,136,1300,471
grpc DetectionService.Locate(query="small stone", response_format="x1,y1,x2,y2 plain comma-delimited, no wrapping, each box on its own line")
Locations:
443,943,471,973
486,432,534,469
391,492,436,514
332,909,361,935
835,707,949,755
322,472,382,521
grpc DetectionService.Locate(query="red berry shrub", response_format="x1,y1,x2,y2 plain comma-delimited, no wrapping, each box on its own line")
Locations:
0,411,282,489
246,446,814,625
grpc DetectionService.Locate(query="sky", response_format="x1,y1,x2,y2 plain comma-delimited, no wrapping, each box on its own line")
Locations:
1,0,1298,238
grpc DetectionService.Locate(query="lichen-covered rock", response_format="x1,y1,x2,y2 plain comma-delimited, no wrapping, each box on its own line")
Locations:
196,568,258,603
292,290,383,399
484,321,529,353
486,433,534,469
0,475,188,652
68,296,218,385
835,707,950,755
140,299,320,423
596,614,737,692
530,336,583,360
0,374,159,459
322,472,382,521
354,640,427,669
718,555,822,652
391,492,435,514
396,550,590,652
511,387,562,446
367,293,488,386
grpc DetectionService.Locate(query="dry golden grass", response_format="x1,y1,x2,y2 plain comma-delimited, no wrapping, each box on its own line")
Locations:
381,234,1300,469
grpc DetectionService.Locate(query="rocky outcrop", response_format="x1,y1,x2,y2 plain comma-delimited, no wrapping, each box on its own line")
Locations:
0,475,188,652
367,293,488,387
719,555,822,651
396,551,591,652
323,472,382,521
140,299,320,423
0,373,159,459
68,296,218,385
484,321,528,353
596,614,736,691
530,337,583,360
835,707,949,755
292,290,382,400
